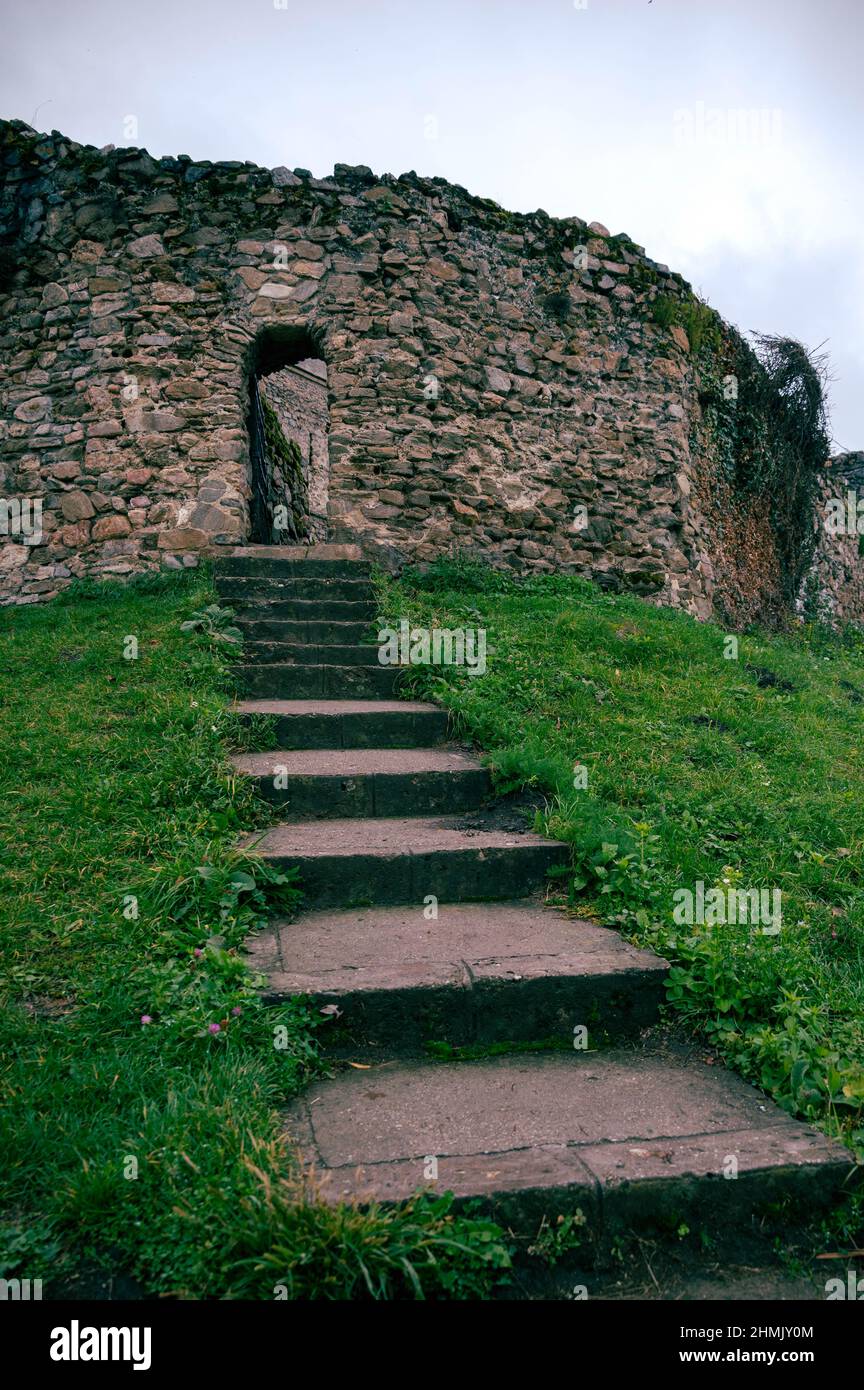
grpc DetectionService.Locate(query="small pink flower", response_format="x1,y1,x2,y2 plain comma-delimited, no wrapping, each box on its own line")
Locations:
140,1015,152,1026
193,948,204,959
231,1006,242,1017
208,1022,221,1035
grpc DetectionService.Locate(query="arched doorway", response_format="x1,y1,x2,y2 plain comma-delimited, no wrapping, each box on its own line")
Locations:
247,326,330,544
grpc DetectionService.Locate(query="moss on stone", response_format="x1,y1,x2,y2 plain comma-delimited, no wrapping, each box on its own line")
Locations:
261,395,308,541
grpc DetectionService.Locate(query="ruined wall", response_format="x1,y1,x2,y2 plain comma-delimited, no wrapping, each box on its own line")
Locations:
0,117,705,608
0,116,860,628
260,362,329,541
801,454,864,625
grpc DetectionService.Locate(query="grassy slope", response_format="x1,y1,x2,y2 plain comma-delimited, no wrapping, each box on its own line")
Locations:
0,569,510,1299
4,557,862,1296
378,559,864,1152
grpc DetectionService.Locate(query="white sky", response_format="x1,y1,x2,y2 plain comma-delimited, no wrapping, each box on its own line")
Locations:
2,0,861,449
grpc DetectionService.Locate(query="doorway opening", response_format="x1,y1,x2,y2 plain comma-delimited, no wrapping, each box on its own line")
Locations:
247,325,330,545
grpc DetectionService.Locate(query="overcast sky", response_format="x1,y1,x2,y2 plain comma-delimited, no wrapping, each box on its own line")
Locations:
2,0,861,450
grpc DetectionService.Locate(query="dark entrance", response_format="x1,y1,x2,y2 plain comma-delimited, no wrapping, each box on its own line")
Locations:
247,326,329,544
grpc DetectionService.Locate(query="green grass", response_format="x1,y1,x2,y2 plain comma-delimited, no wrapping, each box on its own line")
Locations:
377,556,864,1152
6,552,863,1296
0,567,511,1299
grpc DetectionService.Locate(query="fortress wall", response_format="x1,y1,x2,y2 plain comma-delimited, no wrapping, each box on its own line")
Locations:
1,118,860,629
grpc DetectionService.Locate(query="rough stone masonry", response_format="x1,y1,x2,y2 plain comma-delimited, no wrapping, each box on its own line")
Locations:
0,118,859,625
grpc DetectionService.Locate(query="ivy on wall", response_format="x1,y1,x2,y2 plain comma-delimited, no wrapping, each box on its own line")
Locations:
651,286,834,610
698,328,830,604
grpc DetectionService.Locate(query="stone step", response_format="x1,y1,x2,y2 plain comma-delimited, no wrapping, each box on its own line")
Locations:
283,1046,855,1236
250,900,668,1048
215,576,374,603
238,663,400,699
248,813,567,908
218,544,365,561
225,551,855,1263
241,641,380,668
216,558,373,580
232,599,377,623
232,747,490,818
232,698,450,749
235,618,373,644
214,543,370,580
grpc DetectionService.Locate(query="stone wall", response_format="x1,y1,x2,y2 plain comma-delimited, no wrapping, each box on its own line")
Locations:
253,390,308,544
260,362,329,542
0,116,860,628
800,453,864,625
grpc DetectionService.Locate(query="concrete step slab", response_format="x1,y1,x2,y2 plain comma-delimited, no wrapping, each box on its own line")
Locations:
249,813,568,907
215,544,369,579
238,663,400,699
241,641,380,668
235,619,373,644
232,698,450,750
219,543,364,562
251,899,668,1047
232,747,490,818
233,599,377,623
216,576,374,602
284,1046,856,1236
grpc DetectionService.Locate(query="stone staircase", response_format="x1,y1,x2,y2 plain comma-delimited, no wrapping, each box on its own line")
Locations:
218,545,854,1248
